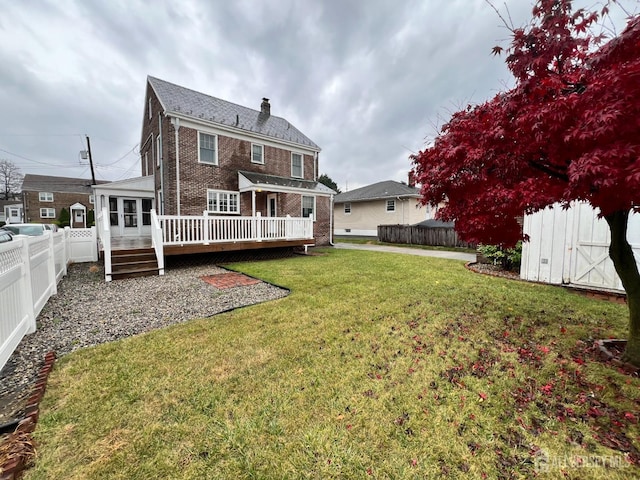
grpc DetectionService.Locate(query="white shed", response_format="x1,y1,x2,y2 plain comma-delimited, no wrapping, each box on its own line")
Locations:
521,202,640,292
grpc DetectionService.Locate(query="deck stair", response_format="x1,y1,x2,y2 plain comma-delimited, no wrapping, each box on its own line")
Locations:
110,247,159,280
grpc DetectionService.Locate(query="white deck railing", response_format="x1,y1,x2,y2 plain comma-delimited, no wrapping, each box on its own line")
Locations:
150,209,165,276
158,212,314,246
97,206,112,281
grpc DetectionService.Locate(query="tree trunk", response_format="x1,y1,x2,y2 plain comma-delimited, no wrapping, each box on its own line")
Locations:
605,210,640,367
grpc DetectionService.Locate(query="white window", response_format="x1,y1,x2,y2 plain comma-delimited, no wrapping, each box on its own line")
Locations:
302,195,315,219
156,136,161,167
148,98,152,119
39,192,54,202
40,208,55,218
199,132,218,165
207,189,240,214
251,143,264,164
89,194,95,204
344,203,351,214
291,153,303,178
144,151,149,176
386,199,396,212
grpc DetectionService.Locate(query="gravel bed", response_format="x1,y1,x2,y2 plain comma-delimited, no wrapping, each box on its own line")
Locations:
0,262,288,425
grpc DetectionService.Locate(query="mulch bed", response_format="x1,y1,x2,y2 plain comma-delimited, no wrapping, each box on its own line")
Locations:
201,272,261,289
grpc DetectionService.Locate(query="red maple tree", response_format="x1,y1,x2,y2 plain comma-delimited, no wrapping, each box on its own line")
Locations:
411,0,640,365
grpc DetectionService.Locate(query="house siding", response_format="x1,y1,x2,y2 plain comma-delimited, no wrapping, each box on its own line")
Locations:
334,198,428,236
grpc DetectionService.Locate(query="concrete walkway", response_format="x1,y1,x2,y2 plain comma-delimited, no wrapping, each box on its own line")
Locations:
333,242,476,262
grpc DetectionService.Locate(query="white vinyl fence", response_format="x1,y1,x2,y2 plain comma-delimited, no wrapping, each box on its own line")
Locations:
0,227,98,371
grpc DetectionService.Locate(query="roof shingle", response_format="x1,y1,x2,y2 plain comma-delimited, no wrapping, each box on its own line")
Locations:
334,180,419,204
21,174,106,194
148,76,320,150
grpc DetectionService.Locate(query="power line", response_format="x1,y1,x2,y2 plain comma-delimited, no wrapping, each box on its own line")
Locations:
0,148,80,168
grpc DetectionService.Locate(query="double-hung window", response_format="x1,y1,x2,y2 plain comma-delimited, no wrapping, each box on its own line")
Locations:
39,192,54,202
40,208,55,218
207,189,240,214
199,132,218,165
251,143,264,164
302,196,315,220
386,200,396,212
344,203,351,214
291,153,303,178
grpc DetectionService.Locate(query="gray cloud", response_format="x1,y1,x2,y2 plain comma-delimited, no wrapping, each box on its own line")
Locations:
0,0,636,190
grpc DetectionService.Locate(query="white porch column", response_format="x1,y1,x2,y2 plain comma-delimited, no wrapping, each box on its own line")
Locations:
251,190,256,216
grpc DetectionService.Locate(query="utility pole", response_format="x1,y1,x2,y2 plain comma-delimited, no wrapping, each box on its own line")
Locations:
86,135,96,185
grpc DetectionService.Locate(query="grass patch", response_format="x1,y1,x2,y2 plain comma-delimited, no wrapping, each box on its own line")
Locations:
27,249,639,479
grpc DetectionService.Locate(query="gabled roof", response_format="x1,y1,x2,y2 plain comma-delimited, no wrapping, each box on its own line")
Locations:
21,174,106,194
148,76,320,151
238,171,335,196
0,200,22,208
334,180,419,204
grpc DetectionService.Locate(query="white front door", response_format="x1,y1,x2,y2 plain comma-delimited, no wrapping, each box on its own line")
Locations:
121,198,139,236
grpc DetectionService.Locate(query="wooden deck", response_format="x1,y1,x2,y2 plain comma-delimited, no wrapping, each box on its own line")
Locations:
109,236,310,255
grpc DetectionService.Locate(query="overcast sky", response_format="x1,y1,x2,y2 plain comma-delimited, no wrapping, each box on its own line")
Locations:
0,0,636,191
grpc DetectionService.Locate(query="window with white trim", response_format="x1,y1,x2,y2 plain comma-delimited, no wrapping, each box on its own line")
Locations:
291,153,303,178
148,98,152,119
199,132,218,165
144,151,149,176
39,192,54,202
344,203,351,214
207,189,240,214
40,208,55,218
386,199,396,212
251,143,264,164
302,195,315,219
89,194,95,204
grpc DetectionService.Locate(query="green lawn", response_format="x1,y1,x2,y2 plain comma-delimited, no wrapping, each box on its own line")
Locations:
26,249,639,479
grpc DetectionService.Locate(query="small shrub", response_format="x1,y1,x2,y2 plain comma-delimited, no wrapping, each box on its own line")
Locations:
57,208,70,228
478,242,522,271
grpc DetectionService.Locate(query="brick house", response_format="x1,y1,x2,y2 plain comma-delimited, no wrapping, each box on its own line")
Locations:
130,76,334,245
21,174,101,228
91,77,334,279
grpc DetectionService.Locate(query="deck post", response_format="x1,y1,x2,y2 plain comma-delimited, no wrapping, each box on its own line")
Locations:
286,215,291,240
203,210,210,245
256,212,262,242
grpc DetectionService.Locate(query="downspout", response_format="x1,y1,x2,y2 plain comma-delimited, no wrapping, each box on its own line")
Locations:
158,116,164,214
171,117,181,216
314,152,318,181
329,193,335,246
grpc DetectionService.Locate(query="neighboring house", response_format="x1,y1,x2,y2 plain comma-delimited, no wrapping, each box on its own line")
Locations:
92,76,335,280
21,174,101,228
521,202,640,293
334,180,433,237
0,200,23,224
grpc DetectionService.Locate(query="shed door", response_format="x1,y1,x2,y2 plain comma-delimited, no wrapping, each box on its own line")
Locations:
570,203,621,290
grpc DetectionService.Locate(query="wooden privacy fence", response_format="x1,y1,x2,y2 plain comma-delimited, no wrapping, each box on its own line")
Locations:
0,227,98,371
377,224,476,249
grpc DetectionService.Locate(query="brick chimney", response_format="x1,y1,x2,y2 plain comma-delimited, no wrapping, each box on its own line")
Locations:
261,98,270,116
408,171,416,188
